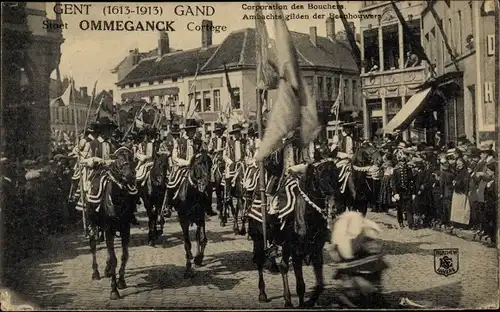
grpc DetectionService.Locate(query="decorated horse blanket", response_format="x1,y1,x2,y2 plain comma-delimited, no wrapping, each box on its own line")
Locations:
136,161,154,186
222,161,245,188
76,170,138,216
166,166,189,201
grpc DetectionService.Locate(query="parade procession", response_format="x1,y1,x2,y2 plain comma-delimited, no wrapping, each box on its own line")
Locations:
1,1,499,310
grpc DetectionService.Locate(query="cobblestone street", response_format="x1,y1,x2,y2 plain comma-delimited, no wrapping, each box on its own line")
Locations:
3,207,498,309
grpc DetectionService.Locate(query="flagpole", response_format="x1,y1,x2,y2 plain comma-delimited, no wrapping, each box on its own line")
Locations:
122,101,148,140
71,79,87,233
256,88,268,249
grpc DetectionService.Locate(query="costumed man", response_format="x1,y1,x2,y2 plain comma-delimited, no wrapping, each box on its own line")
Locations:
392,148,415,229
167,119,202,211
161,122,182,218
134,127,158,225
208,122,227,218
69,126,94,205
339,125,355,158
223,123,247,224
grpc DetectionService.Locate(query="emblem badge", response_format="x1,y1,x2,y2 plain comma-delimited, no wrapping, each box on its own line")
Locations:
434,248,459,277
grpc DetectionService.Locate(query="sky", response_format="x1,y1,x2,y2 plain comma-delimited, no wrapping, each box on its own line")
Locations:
47,1,362,96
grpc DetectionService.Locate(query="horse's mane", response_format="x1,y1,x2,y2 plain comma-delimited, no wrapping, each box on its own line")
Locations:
302,159,338,198
189,152,211,181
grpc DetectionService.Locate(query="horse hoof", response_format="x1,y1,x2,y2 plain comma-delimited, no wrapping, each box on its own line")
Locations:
258,293,270,303
110,290,121,300
117,278,127,289
239,228,247,236
91,271,100,280
194,255,204,267
148,240,156,247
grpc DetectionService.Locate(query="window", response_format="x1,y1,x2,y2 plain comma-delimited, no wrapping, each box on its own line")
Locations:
326,77,333,100
149,81,154,86
135,82,140,87
194,92,201,112
334,78,340,98
172,77,178,82
352,80,357,107
231,88,241,109
317,77,324,99
128,83,134,88
213,89,221,111
158,79,164,84
469,1,474,36
202,91,211,112
363,29,380,72
448,18,453,56
304,76,314,94
343,79,349,105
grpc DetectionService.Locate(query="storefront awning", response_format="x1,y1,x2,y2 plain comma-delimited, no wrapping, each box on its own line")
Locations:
384,87,433,134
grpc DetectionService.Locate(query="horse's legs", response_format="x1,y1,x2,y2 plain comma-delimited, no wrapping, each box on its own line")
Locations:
292,254,306,307
105,225,120,300
304,250,325,307
143,193,157,246
237,197,247,236
90,225,100,280
180,218,194,278
194,221,207,266
279,245,293,308
117,222,130,290
253,235,270,302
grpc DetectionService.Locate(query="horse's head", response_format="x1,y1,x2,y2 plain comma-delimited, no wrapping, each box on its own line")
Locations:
110,147,135,185
303,159,339,198
151,154,169,186
353,144,378,167
189,152,211,193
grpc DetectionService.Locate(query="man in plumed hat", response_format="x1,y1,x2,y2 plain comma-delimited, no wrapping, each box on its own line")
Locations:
207,122,227,217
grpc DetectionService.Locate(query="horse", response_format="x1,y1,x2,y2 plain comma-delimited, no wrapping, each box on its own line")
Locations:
211,153,227,226
136,152,169,246
248,159,340,308
85,147,137,300
223,160,246,235
335,144,381,217
174,151,212,278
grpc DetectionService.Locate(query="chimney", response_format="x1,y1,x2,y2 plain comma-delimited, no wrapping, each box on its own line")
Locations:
326,17,336,41
158,32,170,57
80,87,88,98
309,26,317,46
348,22,356,37
201,20,213,48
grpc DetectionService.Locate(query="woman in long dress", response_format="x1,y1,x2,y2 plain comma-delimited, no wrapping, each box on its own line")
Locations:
450,157,471,227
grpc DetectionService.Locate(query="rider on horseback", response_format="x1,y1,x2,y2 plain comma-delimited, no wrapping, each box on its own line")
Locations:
208,122,227,217
160,122,181,217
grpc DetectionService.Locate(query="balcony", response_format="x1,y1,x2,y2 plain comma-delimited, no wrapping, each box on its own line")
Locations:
361,65,426,98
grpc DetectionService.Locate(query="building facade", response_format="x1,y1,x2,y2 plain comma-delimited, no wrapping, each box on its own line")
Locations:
421,0,496,144
114,19,361,138
1,3,64,158
360,0,427,141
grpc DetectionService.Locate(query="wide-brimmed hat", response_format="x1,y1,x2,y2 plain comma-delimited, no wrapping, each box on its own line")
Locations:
213,123,226,132
182,118,199,130
94,117,118,131
229,123,243,134
170,123,181,134
479,140,494,153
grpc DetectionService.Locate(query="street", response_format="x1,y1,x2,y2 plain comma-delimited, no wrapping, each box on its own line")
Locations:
3,206,498,309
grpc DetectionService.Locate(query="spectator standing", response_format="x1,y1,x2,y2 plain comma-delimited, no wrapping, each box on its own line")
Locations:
439,158,454,228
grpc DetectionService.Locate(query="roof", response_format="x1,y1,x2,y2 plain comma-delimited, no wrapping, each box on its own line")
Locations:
117,28,359,86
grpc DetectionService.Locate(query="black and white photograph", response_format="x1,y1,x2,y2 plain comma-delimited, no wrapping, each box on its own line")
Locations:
1,1,499,309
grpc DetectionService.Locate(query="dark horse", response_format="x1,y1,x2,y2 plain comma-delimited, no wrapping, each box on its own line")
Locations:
174,151,212,277
335,145,380,217
86,147,137,300
136,153,169,246
248,159,340,308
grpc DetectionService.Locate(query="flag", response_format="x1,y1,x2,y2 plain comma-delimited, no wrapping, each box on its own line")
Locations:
223,63,237,110
255,6,279,90
336,1,361,70
391,0,431,65
53,79,74,106
254,3,321,161
330,76,343,117
185,64,200,119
